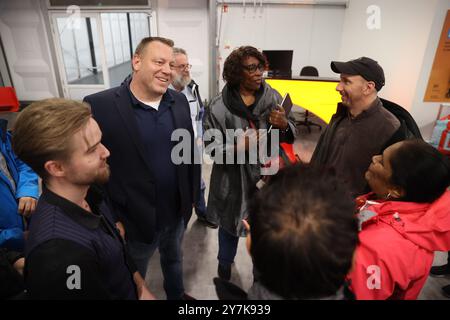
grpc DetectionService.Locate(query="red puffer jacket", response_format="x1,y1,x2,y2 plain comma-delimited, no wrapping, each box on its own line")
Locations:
348,190,450,300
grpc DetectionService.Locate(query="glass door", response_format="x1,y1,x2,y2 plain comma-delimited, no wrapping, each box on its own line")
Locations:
100,12,150,87
51,12,108,100
50,11,151,100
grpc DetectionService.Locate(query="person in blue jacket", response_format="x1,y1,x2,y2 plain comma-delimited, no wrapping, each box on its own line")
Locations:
0,117,39,251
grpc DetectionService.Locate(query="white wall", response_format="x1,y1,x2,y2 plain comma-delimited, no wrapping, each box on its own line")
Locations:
0,0,59,101
216,3,346,89
155,0,209,102
410,0,450,139
339,0,450,139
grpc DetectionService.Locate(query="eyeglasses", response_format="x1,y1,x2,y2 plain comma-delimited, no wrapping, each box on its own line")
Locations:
171,64,192,70
242,63,265,73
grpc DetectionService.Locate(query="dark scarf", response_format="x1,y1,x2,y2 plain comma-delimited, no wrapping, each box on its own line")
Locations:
222,83,264,124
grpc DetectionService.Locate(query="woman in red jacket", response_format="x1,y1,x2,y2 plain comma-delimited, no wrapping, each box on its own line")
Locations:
348,139,450,299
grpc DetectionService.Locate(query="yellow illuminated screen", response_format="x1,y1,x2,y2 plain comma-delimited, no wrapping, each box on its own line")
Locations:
265,78,341,124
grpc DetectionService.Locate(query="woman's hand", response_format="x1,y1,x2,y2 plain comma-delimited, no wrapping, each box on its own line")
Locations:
269,105,288,130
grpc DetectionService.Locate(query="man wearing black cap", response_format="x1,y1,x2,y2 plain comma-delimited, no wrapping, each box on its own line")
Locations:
310,57,403,197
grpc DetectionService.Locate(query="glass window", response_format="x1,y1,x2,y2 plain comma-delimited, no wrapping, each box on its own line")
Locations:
56,17,104,85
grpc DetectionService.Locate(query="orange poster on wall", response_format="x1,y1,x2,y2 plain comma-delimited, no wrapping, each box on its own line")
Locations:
424,10,450,102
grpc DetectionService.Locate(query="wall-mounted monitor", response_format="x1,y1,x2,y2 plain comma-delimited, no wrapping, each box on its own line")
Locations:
262,50,293,78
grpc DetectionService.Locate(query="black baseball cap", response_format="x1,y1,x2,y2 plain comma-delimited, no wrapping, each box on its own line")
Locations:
331,57,385,91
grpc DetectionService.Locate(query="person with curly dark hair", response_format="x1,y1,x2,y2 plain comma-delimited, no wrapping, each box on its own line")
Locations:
204,46,296,281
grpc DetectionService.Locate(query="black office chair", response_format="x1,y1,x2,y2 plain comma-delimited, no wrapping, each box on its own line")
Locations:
300,66,319,77
295,66,322,133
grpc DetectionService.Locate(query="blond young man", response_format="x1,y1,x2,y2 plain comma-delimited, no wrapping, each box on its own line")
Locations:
13,98,154,300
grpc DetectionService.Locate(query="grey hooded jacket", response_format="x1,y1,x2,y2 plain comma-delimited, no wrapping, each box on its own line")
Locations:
204,82,296,237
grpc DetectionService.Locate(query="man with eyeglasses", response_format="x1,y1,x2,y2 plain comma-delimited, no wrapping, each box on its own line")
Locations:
170,47,217,229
